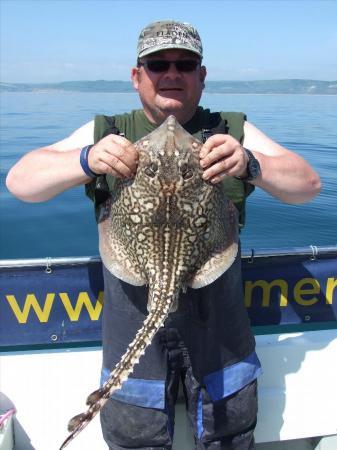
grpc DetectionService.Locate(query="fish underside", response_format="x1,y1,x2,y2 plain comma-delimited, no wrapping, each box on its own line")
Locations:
60,115,238,448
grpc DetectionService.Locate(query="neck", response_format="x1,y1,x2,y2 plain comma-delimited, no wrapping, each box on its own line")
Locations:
142,107,198,126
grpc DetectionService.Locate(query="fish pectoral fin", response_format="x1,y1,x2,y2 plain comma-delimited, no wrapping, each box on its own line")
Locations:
67,412,88,433
101,248,146,286
189,193,239,289
189,241,238,288
98,203,146,286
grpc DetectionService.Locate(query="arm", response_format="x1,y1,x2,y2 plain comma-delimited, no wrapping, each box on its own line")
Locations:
199,121,321,204
6,121,138,203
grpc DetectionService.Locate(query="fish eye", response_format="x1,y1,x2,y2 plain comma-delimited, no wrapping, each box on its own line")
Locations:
144,162,158,178
180,163,193,180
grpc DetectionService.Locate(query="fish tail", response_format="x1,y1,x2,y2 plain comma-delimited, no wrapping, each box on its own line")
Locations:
60,292,174,448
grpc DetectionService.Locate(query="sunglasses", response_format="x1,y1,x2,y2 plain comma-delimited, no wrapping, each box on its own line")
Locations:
138,59,200,73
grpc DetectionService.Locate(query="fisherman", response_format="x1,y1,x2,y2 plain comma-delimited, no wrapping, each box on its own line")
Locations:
6,20,320,450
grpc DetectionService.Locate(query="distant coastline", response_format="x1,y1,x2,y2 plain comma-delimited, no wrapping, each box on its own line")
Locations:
1,79,337,95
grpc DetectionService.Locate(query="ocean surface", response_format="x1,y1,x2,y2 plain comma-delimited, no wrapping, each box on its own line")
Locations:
0,92,336,259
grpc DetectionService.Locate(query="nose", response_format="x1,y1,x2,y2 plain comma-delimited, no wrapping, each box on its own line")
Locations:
163,62,182,79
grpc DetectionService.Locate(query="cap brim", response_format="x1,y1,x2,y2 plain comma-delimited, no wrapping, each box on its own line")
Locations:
138,44,202,59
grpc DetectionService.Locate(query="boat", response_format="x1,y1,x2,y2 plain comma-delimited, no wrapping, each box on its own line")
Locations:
1,245,337,449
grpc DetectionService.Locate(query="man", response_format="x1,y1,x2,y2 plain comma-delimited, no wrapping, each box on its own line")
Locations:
6,20,320,450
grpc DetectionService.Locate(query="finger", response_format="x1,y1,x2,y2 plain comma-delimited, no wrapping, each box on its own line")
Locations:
102,148,138,175
103,133,132,148
105,145,139,172
202,157,237,181
200,143,237,169
106,135,139,159
209,164,243,183
98,135,138,162
209,171,227,184
99,153,136,178
97,162,124,178
102,141,139,172
199,134,231,159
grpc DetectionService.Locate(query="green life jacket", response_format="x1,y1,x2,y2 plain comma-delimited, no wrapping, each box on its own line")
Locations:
85,106,254,228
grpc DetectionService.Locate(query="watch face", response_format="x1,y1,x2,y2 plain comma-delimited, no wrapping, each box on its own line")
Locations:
245,149,261,180
249,158,261,178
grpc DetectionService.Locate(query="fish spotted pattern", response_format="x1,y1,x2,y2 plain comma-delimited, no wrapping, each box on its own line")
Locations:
60,115,238,448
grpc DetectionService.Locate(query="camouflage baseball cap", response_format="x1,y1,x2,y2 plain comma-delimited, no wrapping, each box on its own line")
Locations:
137,20,203,59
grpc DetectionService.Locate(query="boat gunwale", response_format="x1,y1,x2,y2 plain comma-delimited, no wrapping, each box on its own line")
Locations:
1,245,337,268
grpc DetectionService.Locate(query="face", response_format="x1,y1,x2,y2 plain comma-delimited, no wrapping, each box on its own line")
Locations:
131,49,207,125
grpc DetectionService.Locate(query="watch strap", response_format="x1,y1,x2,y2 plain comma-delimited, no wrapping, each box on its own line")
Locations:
80,145,99,178
237,148,261,181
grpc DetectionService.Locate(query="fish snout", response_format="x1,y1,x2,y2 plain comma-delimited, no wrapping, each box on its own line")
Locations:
161,181,177,195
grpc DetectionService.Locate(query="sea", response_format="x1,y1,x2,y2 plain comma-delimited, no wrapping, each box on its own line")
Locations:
0,92,336,259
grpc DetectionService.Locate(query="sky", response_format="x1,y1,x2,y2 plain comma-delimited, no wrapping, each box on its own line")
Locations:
1,0,337,83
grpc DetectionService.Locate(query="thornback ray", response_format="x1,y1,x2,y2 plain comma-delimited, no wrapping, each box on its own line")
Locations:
59,115,238,449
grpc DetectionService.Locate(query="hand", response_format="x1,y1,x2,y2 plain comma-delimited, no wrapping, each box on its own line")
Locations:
88,134,139,178
199,134,249,183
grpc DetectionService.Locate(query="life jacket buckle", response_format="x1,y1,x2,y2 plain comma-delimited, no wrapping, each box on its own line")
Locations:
201,128,213,143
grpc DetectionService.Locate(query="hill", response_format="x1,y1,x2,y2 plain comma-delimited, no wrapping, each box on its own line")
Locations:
1,79,336,94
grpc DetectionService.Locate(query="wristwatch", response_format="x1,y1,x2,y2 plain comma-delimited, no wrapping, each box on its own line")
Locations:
239,148,261,181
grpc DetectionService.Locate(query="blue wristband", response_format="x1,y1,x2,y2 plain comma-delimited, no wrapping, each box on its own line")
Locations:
80,145,99,178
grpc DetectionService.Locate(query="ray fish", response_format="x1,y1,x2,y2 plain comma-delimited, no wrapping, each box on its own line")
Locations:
60,115,238,448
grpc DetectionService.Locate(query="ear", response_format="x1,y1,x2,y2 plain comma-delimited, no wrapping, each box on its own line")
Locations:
200,65,207,88
131,67,140,90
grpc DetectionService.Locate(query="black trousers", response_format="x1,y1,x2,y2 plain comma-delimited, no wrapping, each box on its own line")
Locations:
101,266,258,450
100,368,257,450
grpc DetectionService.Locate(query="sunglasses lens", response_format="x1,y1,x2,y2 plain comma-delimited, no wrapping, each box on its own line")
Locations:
144,60,200,73
175,60,199,72
146,61,170,72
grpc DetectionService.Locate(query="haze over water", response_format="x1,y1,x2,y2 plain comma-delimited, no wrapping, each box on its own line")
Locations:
1,92,336,259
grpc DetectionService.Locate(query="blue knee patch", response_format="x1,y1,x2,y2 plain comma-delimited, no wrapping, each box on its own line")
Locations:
203,351,262,401
100,367,165,409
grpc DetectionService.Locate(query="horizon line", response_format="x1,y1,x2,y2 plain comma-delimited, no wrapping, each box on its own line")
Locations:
1,78,337,84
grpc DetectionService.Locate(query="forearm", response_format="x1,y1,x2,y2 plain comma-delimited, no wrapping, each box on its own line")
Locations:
251,150,321,204
6,147,91,202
